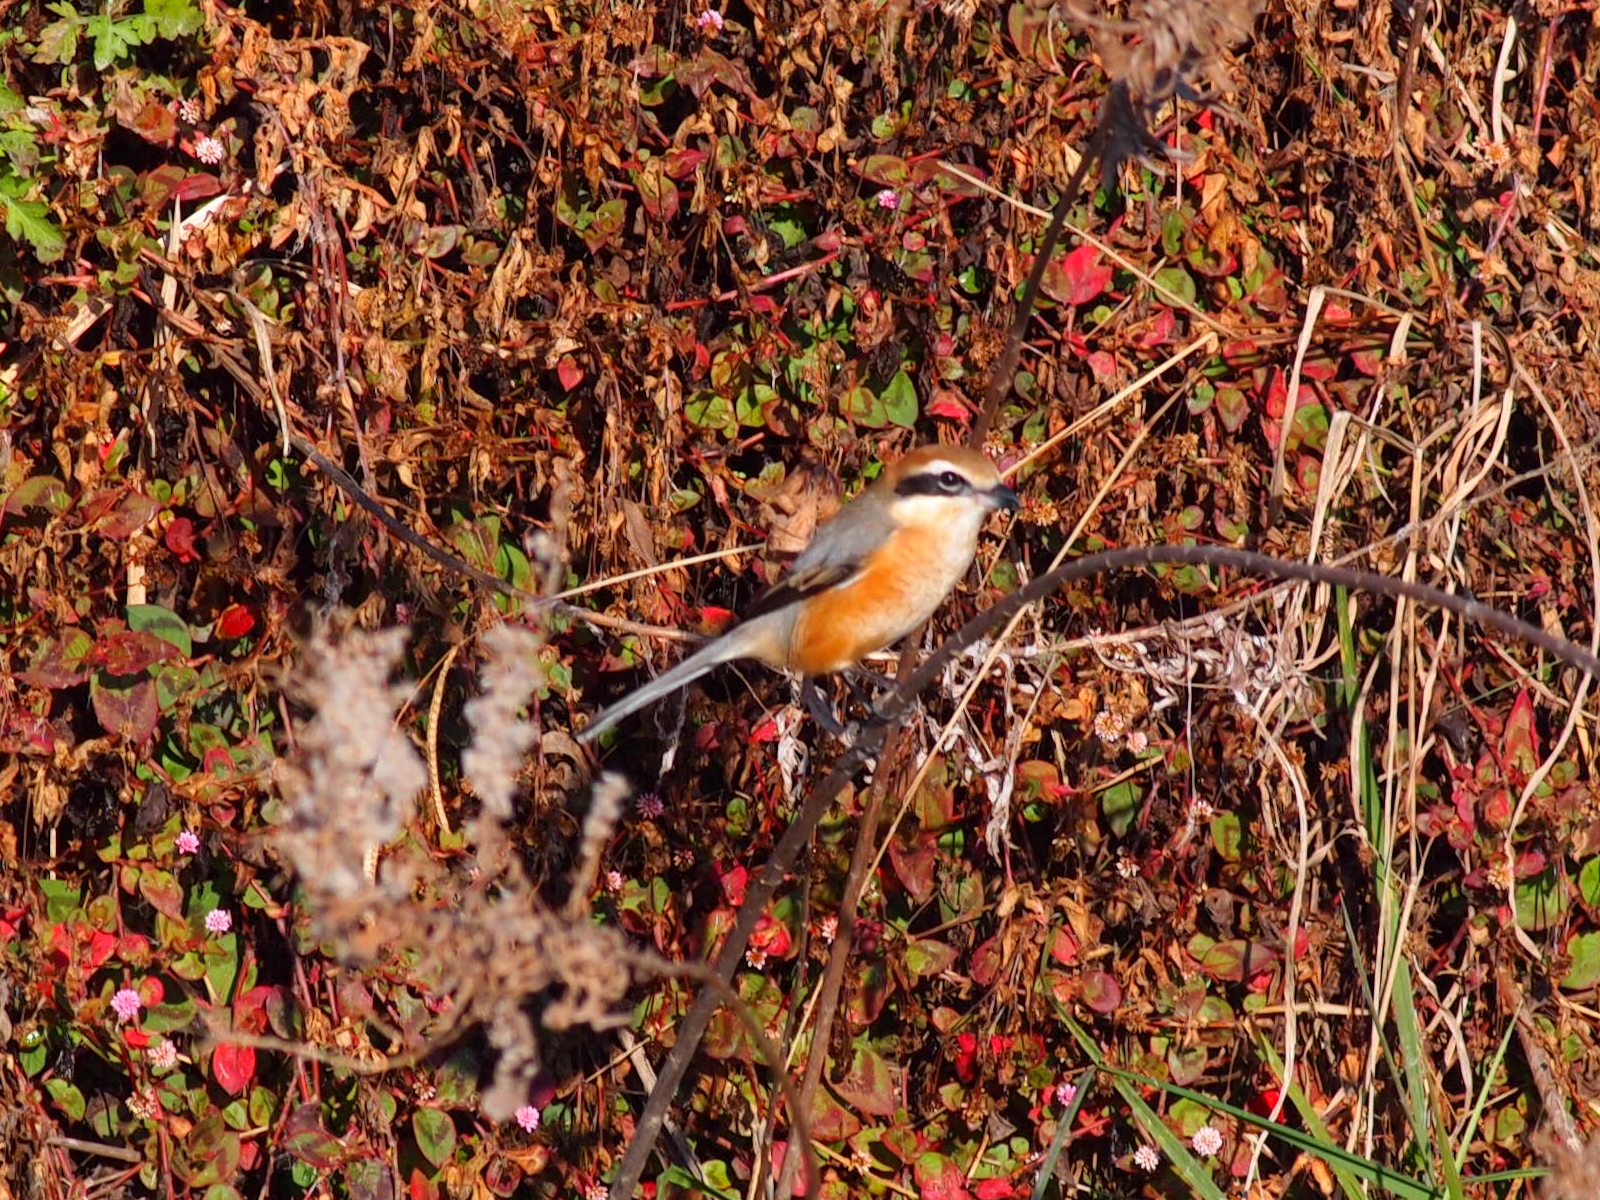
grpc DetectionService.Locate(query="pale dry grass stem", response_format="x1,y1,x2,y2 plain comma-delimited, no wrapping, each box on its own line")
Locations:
273,622,644,1122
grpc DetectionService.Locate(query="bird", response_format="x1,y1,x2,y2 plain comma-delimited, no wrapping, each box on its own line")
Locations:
577,445,1019,743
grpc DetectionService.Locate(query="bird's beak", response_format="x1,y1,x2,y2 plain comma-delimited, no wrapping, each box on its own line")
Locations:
985,483,1024,512
987,484,1020,512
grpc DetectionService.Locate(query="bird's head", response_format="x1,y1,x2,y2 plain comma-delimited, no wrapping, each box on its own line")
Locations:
883,445,1020,528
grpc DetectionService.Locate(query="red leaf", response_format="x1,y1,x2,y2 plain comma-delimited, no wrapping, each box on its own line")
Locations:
927,390,970,421
915,1152,973,1200
974,1179,1016,1199
1084,349,1117,379
662,148,707,178
769,1143,810,1198
138,868,186,921
1136,308,1177,348
1193,937,1280,983
215,604,256,639
127,100,177,144
93,490,162,540
96,630,179,675
1222,338,1260,368
717,864,748,906
1041,244,1113,306
1257,367,1287,418
233,985,276,1034
21,629,95,689
117,933,151,964
1048,927,1080,966
92,677,160,743
556,355,584,391
970,933,1002,988
164,517,200,563
1502,689,1540,777
1081,969,1123,1013
172,172,223,202
749,911,793,959
836,1044,898,1117
888,832,937,902
283,1104,345,1169
83,929,118,971
806,1089,862,1142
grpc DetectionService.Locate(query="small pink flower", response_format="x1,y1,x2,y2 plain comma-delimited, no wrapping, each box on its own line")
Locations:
585,1186,607,1200
694,8,724,32
205,908,232,934
637,793,664,819
178,97,201,123
1133,1143,1160,1170
193,135,225,165
1054,1081,1077,1106
605,870,624,892
819,915,837,943
176,830,200,855
515,1104,541,1132
1191,1125,1223,1156
148,1040,178,1070
874,188,899,210
111,988,143,1022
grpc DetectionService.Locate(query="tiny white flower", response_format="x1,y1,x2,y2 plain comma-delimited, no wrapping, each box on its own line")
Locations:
1191,1125,1223,1156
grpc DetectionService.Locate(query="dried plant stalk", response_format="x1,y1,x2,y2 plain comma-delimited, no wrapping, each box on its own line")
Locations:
275,621,641,1121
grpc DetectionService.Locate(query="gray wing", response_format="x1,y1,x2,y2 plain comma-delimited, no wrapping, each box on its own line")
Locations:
737,486,894,623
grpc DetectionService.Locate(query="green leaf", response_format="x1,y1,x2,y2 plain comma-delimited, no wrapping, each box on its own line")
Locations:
658,1167,741,1200
413,1107,457,1167
903,938,956,979
1151,265,1197,307
1100,780,1140,836
139,867,186,920
840,385,888,428
146,0,203,38
684,390,736,435
858,154,910,186
1514,866,1568,931
32,9,82,65
1209,812,1242,861
4,474,71,517
45,1077,86,1120
181,1113,241,1187
204,934,241,1002
881,369,918,427
1561,930,1600,991
38,877,83,922
1578,856,1600,908
86,12,146,70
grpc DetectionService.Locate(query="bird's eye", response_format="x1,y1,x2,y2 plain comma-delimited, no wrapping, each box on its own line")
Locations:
938,470,964,491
